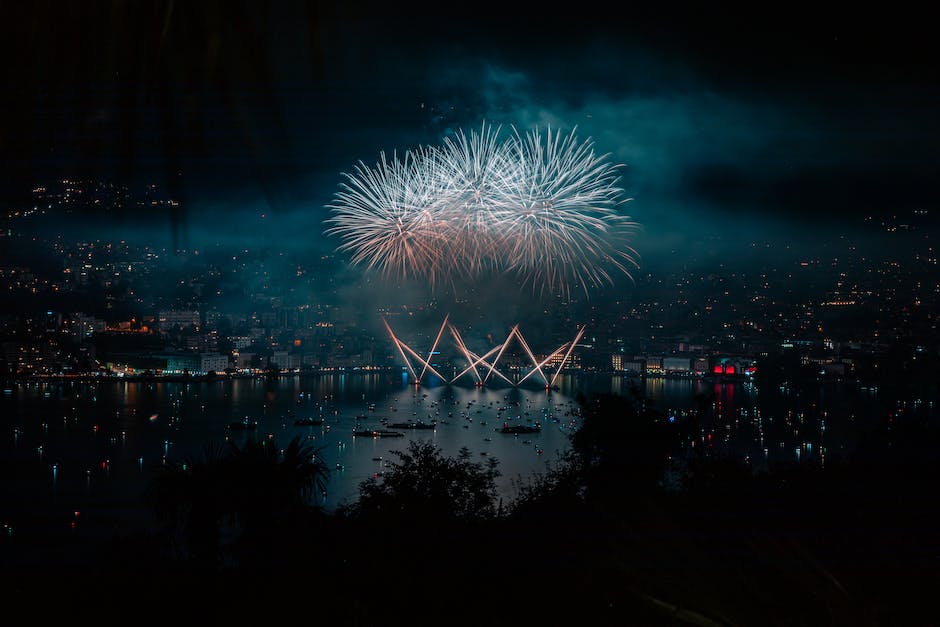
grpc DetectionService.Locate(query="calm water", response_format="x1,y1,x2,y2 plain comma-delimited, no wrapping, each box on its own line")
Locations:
1,374,586,536
1,373,932,538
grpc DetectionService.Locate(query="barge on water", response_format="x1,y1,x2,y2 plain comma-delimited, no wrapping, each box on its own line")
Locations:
353,429,405,438
387,420,436,430
499,423,542,434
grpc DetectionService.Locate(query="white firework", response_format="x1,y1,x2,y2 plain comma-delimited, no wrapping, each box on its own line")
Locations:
433,123,520,276
327,148,446,284
498,126,633,294
325,124,639,296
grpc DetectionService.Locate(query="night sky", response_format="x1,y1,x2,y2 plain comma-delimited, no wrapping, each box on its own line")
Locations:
2,1,938,259
3,7,940,615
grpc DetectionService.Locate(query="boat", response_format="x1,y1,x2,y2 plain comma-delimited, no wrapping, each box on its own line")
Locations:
228,420,257,431
387,420,436,430
499,423,541,434
352,429,404,438
294,418,323,426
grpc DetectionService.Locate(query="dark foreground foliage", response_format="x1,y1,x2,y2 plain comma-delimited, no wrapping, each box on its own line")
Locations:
344,441,501,523
2,395,939,625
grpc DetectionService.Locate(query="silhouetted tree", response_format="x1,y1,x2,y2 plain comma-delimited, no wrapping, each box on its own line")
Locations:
348,441,499,523
571,392,684,504
149,435,328,566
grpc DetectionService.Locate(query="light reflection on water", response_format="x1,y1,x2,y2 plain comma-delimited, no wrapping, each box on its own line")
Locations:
1,376,586,524
1,373,930,534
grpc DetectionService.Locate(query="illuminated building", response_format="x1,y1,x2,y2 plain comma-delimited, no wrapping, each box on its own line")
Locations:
662,356,692,374
645,356,663,375
158,310,200,330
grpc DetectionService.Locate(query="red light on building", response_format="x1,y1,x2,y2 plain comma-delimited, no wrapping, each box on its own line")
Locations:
713,365,723,374
726,365,735,375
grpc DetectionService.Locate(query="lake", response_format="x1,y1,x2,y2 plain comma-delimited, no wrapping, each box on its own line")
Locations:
1,372,930,540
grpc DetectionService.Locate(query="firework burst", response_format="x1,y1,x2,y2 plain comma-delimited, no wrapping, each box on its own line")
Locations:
325,123,639,296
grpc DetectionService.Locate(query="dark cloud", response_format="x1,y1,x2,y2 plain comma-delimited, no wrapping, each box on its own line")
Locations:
2,0,936,261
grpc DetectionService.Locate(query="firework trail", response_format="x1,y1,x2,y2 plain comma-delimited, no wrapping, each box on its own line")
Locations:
325,123,639,296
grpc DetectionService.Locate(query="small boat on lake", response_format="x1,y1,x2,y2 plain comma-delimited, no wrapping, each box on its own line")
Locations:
228,420,257,431
353,429,404,438
499,423,541,434
387,420,436,430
